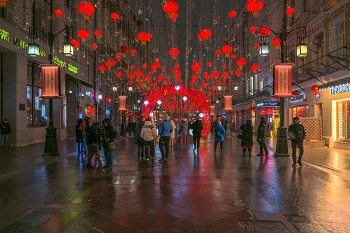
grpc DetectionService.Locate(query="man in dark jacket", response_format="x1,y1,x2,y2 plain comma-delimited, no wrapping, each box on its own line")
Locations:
288,117,306,167
101,118,117,169
190,118,202,150
1,119,11,148
158,114,173,163
257,117,268,156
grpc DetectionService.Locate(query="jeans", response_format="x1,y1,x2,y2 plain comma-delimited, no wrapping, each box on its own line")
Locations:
1,134,9,147
193,134,200,148
159,136,170,159
291,140,304,163
104,147,114,167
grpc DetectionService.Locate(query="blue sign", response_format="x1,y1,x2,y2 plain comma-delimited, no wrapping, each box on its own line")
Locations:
289,94,304,102
256,101,280,107
315,92,320,101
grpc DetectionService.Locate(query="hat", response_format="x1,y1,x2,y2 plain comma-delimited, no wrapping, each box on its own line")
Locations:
162,114,169,120
293,117,299,121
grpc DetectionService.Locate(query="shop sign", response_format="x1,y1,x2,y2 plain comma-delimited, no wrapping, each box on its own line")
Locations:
52,56,78,74
40,64,60,98
13,37,46,58
0,28,10,42
330,83,350,95
273,63,293,97
86,91,92,97
105,97,112,103
315,92,320,101
256,101,280,107
289,94,304,102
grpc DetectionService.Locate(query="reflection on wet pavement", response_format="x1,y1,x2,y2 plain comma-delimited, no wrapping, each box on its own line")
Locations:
0,134,350,232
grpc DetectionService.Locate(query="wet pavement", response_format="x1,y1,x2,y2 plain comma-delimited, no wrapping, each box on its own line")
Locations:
0,132,350,232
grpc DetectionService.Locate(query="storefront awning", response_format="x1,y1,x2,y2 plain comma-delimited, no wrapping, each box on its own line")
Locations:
318,76,350,90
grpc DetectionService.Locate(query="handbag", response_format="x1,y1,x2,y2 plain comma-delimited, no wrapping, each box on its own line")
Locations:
237,134,242,139
215,131,221,137
108,141,115,150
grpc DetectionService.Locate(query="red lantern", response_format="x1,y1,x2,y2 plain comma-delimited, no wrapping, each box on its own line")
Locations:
130,49,137,56
272,38,281,49
119,46,128,57
229,10,237,18
0,0,8,7
77,2,95,20
246,0,264,18
215,50,221,57
94,30,102,38
168,48,180,59
259,27,271,37
162,0,179,14
235,70,242,77
292,90,301,99
115,55,121,62
169,12,178,22
151,63,159,73
212,71,220,78
54,9,64,18
207,61,212,67
231,54,236,59
255,44,260,50
137,32,152,45
311,85,319,95
91,43,97,50
250,25,257,34
111,12,119,22
286,7,295,17
198,29,212,41
77,29,89,42
236,58,245,69
105,60,116,69
222,45,232,57
191,62,201,74
98,65,106,73
116,71,123,78
250,64,259,73
224,96,233,110
70,39,80,49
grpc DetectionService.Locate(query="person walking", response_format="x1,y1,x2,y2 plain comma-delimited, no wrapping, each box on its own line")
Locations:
84,119,99,169
0,119,11,148
179,118,189,141
158,114,173,163
141,119,157,162
101,118,117,169
240,119,254,157
75,118,84,154
191,118,203,151
257,117,268,156
146,117,156,159
214,120,226,152
288,116,306,167
170,119,176,145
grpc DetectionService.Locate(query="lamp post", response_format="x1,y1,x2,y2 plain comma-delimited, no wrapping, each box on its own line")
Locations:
29,0,73,156
259,0,307,157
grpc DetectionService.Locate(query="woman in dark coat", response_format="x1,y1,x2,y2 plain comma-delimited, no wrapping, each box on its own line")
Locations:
75,118,84,154
240,119,254,157
214,120,226,152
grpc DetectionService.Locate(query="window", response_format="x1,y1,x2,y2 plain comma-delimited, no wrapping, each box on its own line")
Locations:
27,62,49,127
291,106,308,118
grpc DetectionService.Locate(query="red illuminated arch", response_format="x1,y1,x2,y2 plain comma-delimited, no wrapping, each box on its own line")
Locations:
141,84,211,138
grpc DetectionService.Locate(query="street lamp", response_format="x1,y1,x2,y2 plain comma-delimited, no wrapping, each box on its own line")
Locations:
258,0,307,157
28,0,74,156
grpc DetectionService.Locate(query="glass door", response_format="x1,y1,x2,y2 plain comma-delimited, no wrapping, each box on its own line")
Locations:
337,101,348,140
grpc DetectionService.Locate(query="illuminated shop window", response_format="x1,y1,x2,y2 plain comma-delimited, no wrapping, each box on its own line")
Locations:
291,106,308,118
